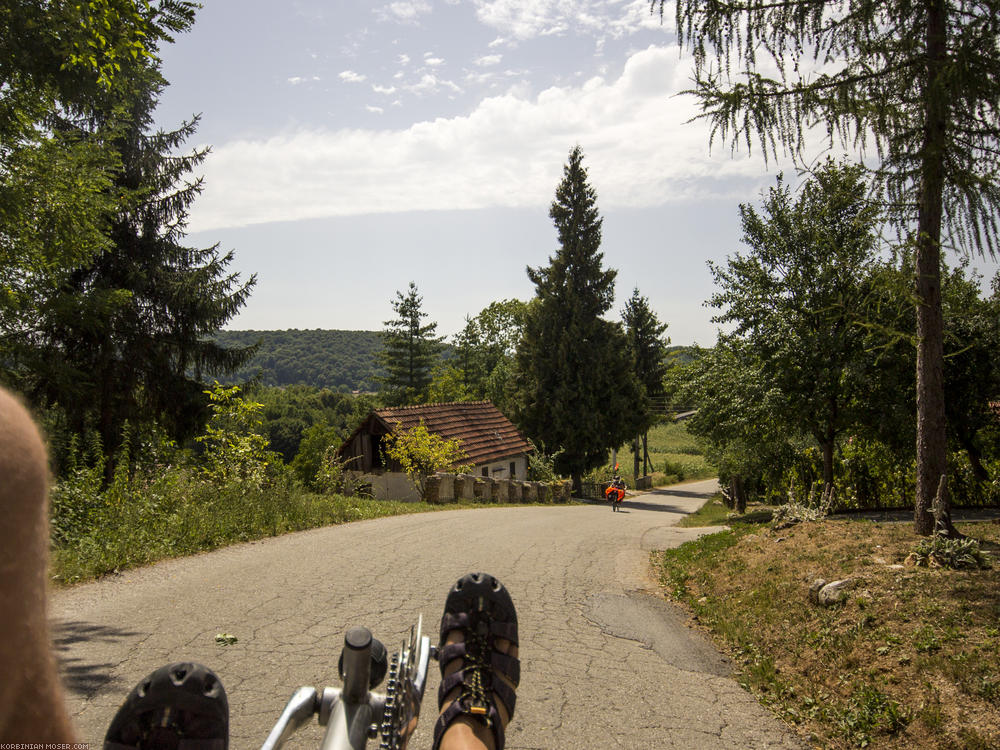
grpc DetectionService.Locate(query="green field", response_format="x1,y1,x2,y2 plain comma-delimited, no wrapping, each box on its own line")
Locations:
613,420,715,486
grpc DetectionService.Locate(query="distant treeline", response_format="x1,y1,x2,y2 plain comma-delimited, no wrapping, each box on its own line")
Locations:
212,330,702,394
213,330,385,392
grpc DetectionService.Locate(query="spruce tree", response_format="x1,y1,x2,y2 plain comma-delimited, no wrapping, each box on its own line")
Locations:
378,282,445,405
515,146,640,492
35,62,256,456
622,288,670,473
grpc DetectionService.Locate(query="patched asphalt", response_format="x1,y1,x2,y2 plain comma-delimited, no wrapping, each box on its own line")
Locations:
50,479,804,749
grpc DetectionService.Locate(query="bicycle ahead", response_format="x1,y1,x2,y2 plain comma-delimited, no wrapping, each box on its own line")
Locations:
605,473,626,512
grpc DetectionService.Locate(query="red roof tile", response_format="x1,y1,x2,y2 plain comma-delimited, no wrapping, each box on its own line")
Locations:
374,401,532,466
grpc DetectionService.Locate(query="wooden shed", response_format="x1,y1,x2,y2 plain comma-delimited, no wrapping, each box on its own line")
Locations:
338,401,533,479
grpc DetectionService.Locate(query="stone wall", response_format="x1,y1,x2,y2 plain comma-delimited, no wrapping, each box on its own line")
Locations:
346,471,573,505
426,473,572,505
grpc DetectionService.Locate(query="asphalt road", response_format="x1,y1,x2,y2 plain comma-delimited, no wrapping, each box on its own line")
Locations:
51,479,803,749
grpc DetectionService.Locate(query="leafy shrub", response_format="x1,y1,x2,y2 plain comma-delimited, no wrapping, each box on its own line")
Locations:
949,453,1000,506
771,483,834,526
909,534,992,570
527,439,563,482
837,685,910,747
382,422,471,495
195,382,278,488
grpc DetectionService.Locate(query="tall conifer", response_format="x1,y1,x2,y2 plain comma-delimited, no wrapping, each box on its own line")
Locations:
515,146,640,491
36,62,256,455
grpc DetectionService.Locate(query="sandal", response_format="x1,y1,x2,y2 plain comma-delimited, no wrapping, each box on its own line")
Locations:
104,662,229,750
433,572,520,750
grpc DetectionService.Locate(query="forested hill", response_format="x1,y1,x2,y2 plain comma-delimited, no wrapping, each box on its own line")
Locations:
213,329,384,391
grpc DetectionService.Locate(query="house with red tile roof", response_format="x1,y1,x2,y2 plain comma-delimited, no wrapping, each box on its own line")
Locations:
338,401,533,481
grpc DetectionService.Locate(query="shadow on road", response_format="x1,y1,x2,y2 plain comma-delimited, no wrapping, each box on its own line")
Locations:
646,488,717,500
620,499,695,514
51,620,142,697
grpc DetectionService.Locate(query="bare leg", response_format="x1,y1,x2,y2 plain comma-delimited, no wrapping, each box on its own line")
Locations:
0,387,76,743
437,632,518,750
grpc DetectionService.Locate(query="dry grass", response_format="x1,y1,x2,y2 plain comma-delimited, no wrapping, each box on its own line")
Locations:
654,515,1000,749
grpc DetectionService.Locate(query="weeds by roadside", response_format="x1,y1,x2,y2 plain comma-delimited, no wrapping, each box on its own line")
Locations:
655,510,1000,749
49,465,533,585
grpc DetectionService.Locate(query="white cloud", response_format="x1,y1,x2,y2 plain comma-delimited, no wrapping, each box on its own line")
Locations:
188,46,778,232
366,105,385,114
398,53,411,65
372,84,397,94
287,75,321,85
469,0,665,41
404,73,462,96
339,70,367,83
376,1,432,23
423,54,445,67
475,54,503,67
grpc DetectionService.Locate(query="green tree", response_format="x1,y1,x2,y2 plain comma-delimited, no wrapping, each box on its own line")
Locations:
514,146,641,492
431,299,528,409
32,61,255,458
709,161,881,491
670,342,800,507
941,266,1000,485
1,2,200,392
378,282,445,405
653,0,1000,534
621,288,670,475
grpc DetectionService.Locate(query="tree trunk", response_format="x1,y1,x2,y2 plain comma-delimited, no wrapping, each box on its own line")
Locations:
572,471,582,497
956,428,990,484
642,432,649,476
821,440,835,494
732,475,746,514
914,0,951,537
633,434,640,481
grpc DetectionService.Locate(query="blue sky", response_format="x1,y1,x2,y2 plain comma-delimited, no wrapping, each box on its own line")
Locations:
153,0,998,346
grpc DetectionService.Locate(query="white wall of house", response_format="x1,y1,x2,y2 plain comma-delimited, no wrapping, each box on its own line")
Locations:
474,455,528,481
347,471,421,502
347,454,529,502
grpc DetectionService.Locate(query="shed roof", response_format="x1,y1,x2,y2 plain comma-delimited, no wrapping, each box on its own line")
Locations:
369,401,532,466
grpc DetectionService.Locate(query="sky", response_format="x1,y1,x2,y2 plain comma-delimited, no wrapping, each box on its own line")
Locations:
153,0,998,347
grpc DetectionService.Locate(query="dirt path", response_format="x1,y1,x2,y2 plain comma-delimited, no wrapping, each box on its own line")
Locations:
51,480,803,749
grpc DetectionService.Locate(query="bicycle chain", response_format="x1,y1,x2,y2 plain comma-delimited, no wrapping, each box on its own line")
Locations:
378,625,417,750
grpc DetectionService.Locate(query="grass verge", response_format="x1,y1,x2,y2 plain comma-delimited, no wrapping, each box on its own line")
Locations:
654,509,1000,749
50,474,555,585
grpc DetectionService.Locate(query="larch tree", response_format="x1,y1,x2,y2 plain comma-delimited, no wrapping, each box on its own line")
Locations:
652,0,1000,535
378,282,445,405
514,146,641,492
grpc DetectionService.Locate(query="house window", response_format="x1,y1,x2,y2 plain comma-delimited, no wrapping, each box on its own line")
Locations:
510,461,516,478
482,467,489,477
